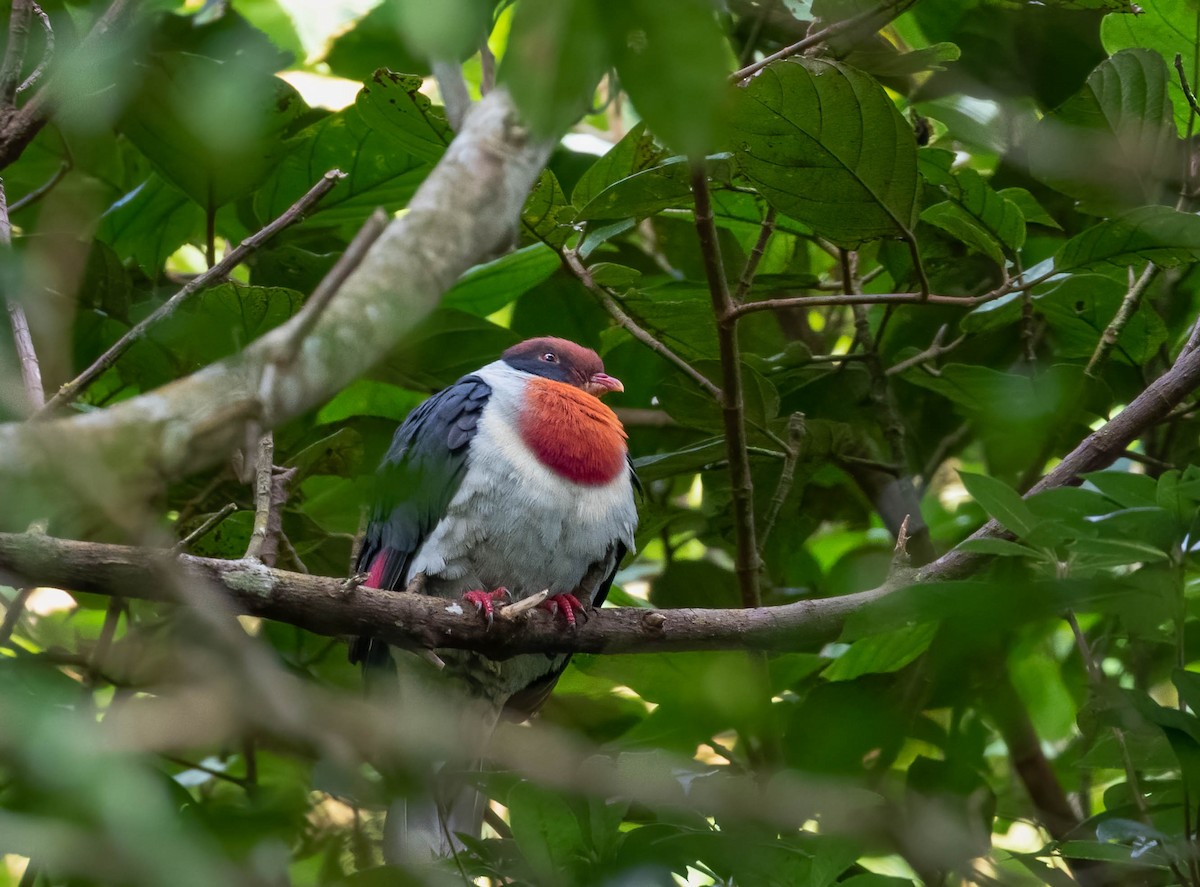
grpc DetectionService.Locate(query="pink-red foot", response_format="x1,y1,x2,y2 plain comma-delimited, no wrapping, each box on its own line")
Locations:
541,593,586,629
463,587,511,625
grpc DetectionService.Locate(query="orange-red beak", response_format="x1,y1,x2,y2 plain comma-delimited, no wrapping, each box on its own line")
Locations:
585,372,624,397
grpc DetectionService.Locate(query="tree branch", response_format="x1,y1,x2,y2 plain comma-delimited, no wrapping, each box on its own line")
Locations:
1,176,44,411
1085,262,1159,377
690,160,761,608
563,247,723,400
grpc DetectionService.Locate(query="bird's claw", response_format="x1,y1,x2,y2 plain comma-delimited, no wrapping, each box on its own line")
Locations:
541,593,586,630
463,587,511,627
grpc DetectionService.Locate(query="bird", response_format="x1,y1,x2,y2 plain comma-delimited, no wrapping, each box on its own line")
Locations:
350,335,639,859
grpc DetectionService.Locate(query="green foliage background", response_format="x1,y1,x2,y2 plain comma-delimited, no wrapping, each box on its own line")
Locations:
4,0,1200,885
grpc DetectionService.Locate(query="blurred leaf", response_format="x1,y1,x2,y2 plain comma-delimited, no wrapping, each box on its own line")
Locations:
120,51,306,209
599,0,730,156
919,149,1025,264
151,283,303,369
502,0,608,138
998,187,1062,229
323,0,430,81
1029,49,1176,214
732,59,919,246
823,623,937,681
506,782,587,885
957,538,1047,559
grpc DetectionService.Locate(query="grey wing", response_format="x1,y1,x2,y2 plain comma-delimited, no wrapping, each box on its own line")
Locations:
350,375,491,665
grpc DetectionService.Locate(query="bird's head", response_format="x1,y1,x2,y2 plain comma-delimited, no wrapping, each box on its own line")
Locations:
501,337,624,398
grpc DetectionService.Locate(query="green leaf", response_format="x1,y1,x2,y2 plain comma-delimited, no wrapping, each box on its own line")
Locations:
322,0,429,81
522,170,572,247
1034,274,1167,364
998,187,1061,229
150,284,303,370
1068,537,1169,568
97,175,204,275
1029,49,1176,213
255,97,431,229
317,380,425,424
575,155,695,222
571,123,667,209
442,243,562,316
732,59,919,246
1103,4,1200,136
822,623,937,681
918,156,1025,264
1083,471,1159,509
1053,206,1200,273
958,471,1038,537
599,0,730,155
354,69,452,164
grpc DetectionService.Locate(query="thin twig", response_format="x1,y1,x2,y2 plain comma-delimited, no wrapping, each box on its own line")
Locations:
729,0,917,83
843,249,905,464
563,247,723,400
903,231,931,298
432,59,472,131
173,503,237,553
161,755,251,789
1086,263,1160,376
38,170,345,414
732,290,974,318
1,178,44,410
0,586,33,646
10,145,71,212
733,207,776,304
479,37,495,95
1177,54,1200,123
17,2,52,95
759,412,805,552
885,324,966,376
245,434,276,563
272,209,388,367
0,0,33,106
690,159,761,608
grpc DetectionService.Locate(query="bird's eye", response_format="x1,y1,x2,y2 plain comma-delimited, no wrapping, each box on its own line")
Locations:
541,352,559,363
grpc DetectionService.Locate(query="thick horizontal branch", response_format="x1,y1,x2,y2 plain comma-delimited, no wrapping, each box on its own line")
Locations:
0,532,890,656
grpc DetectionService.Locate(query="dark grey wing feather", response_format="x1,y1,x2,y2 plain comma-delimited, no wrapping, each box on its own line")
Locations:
350,375,491,665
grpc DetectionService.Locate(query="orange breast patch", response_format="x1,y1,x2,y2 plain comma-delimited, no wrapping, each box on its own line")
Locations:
517,378,628,486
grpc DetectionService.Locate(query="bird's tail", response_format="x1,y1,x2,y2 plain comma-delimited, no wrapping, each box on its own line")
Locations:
355,638,499,863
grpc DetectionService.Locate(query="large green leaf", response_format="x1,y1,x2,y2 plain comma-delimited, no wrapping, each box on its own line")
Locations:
354,69,452,164
1028,49,1177,213
732,59,919,246
571,123,667,210
1053,205,1200,273
254,98,432,229
958,471,1038,537
1034,274,1167,364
